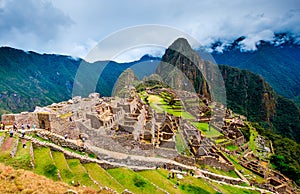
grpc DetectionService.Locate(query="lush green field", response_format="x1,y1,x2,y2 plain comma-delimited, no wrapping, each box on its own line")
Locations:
51,151,75,184
107,167,164,194
175,132,192,156
191,122,222,138
66,159,98,189
84,163,125,193
147,95,194,119
33,146,59,181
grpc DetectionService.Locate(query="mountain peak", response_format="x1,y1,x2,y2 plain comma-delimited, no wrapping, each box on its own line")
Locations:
169,38,192,52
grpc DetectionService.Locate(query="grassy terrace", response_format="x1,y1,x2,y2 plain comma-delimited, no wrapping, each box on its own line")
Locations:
147,94,194,119
175,131,193,156
9,140,32,170
51,151,75,184
210,181,261,194
0,136,32,170
107,167,164,194
66,159,98,189
191,122,222,138
138,168,220,194
84,163,125,193
202,165,239,178
33,146,59,181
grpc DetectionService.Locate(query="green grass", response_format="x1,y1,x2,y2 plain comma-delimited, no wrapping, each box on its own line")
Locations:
8,140,32,170
191,122,222,138
147,95,194,119
203,165,239,178
175,132,192,156
215,139,229,144
137,169,180,194
51,151,75,184
210,182,260,194
224,154,265,183
226,145,238,151
249,126,258,153
107,167,164,194
155,169,219,194
33,146,58,181
0,136,32,170
84,163,124,193
66,159,98,189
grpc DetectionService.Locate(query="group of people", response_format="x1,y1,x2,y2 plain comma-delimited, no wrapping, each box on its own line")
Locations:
8,122,37,138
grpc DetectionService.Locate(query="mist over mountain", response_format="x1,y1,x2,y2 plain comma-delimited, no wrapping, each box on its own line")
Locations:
211,34,300,107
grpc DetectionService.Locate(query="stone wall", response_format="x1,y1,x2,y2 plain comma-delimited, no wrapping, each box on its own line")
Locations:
159,140,176,149
86,113,102,129
196,156,234,172
36,131,86,152
2,112,39,128
1,114,15,125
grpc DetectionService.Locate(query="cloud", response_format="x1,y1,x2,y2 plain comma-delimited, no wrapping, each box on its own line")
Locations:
0,0,299,60
0,0,73,52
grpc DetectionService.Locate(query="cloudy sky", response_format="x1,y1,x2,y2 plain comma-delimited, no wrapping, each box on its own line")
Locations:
0,0,299,62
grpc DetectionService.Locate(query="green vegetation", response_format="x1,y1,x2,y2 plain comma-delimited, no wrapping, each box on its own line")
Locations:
66,159,98,189
240,122,300,185
191,122,222,138
175,132,192,156
225,153,265,184
33,146,58,181
84,163,124,193
107,168,163,194
51,151,75,184
203,165,239,178
226,145,238,151
7,140,32,170
0,137,31,170
147,94,194,119
210,181,260,194
137,169,179,193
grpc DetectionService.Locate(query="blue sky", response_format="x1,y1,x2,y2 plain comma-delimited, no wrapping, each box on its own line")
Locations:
0,0,299,62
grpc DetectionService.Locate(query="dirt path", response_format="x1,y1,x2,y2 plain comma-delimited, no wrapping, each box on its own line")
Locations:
1,137,14,151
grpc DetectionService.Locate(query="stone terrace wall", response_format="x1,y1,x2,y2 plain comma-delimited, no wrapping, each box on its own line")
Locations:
196,156,234,172
36,131,87,153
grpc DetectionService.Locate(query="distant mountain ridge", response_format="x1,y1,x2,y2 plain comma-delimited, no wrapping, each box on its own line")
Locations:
0,46,159,115
211,39,300,107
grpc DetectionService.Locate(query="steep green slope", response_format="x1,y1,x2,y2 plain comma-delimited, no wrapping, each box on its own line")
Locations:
212,42,300,102
0,47,159,114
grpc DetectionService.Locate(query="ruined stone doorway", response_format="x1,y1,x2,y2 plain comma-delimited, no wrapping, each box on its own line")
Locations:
40,120,45,129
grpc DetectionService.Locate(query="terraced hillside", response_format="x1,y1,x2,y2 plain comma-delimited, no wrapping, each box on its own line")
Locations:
0,131,267,194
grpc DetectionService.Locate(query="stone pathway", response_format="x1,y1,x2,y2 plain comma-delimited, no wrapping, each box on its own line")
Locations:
1,137,14,151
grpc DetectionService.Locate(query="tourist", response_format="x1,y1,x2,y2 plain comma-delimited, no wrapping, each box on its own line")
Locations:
23,142,26,148
32,123,36,129
21,128,25,138
2,123,5,130
64,134,68,139
13,122,17,131
21,124,25,131
27,123,30,129
9,128,13,137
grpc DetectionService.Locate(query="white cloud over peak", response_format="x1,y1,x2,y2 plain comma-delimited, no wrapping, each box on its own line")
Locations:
0,0,299,61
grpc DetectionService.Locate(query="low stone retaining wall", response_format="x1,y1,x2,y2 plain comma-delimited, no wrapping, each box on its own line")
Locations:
196,156,234,172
